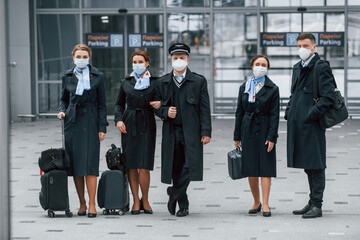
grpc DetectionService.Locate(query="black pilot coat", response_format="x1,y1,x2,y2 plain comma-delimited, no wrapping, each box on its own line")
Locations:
285,53,336,169
233,76,280,177
154,69,212,184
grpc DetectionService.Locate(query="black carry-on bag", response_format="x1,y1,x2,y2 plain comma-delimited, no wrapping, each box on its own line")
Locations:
97,144,129,215
227,148,246,180
38,119,72,218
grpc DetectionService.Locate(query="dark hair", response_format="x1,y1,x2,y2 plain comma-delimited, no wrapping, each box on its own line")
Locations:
130,50,150,64
250,55,270,69
297,33,316,44
72,44,91,57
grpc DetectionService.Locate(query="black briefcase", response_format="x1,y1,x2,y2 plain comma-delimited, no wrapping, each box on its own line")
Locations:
227,148,246,180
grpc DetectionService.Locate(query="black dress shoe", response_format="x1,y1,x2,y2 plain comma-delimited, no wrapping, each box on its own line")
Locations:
263,209,271,217
140,198,153,214
131,209,140,215
248,203,262,214
167,187,176,215
77,210,86,216
292,204,311,215
176,208,189,217
302,206,322,219
88,212,97,218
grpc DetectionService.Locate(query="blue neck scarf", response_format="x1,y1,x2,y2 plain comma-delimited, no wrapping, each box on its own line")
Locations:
131,70,151,90
245,76,265,103
75,66,90,96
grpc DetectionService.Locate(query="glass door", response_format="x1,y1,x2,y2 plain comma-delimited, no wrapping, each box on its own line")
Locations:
261,12,345,111
83,14,164,115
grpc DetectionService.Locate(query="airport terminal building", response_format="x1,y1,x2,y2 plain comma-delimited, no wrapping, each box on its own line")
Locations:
3,0,360,120
2,1,360,238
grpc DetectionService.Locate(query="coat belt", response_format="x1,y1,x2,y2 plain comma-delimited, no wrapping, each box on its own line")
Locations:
244,111,267,133
127,106,152,137
69,103,96,123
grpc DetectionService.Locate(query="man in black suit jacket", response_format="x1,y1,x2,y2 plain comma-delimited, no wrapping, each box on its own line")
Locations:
154,43,212,217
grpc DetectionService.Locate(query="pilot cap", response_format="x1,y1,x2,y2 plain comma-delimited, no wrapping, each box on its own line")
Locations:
168,43,191,55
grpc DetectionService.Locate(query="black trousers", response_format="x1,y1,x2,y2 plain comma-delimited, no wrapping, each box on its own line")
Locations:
304,169,325,208
171,126,190,209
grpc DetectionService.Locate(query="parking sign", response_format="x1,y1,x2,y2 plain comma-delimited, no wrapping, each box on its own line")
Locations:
129,34,142,47
111,34,123,47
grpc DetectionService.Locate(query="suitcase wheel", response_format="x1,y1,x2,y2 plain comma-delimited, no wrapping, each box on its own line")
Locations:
66,210,73,217
48,211,55,218
103,209,109,215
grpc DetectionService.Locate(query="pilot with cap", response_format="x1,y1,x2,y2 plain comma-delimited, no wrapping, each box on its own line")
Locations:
154,43,212,217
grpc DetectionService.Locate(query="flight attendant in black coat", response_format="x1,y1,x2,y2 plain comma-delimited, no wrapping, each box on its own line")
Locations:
234,55,279,217
58,44,107,218
115,50,160,215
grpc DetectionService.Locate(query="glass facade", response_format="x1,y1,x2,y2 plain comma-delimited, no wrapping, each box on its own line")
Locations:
35,1,360,115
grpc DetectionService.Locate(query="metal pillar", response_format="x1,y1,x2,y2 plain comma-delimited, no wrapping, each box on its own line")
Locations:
0,0,11,238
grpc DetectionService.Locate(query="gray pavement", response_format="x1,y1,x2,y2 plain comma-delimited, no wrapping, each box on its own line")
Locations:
10,119,360,240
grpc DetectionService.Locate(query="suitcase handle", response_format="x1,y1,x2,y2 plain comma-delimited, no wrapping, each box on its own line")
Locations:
60,118,65,149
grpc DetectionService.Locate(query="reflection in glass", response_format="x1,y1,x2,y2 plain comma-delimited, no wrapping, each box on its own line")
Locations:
213,13,257,113
263,0,345,6
37,14,79,81
166,0,210,7
39,83,62,112
37,0,79,8
213,0,257,7
167,13,211,78
83,0,162,8
83,14,164,114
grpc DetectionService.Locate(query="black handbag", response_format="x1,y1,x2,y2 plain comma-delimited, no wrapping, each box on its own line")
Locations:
227,148,246,180
38,148,70,173
313,60,348,129
105,144,126,172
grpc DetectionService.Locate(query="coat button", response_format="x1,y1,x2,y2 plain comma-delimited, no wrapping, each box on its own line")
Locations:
190,97,194,101
303,87,307,90
255,133,259,136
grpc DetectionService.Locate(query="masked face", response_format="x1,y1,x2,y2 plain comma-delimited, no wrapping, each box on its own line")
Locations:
297,39,316,61
171,54,189,72
74,58,89,69
73,50,90,69
298,47,313,61
253,66,268,78
132,63,146,75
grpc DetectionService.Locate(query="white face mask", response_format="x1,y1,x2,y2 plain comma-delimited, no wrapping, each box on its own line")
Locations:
132,63,146,75
172,58,188,72
253,66,268,78
298,47,313,61
74,58,89,69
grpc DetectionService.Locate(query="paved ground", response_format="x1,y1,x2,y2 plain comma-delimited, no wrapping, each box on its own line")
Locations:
9,118,360,240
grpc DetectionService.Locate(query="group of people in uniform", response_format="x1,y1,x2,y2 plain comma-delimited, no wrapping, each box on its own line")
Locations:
57,32,336,219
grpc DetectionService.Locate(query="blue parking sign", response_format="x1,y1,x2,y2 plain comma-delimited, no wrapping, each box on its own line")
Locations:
286,33,299,46
129,34,141,47
111,34,123,47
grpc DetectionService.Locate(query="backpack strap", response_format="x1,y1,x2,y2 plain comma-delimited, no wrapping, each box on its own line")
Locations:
312,59,321,103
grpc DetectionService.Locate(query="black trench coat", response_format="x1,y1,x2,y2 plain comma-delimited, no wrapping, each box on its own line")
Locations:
59,65,107,177
233,76,280,177
285,53,336,169
114,75,158,170
154,69,212,184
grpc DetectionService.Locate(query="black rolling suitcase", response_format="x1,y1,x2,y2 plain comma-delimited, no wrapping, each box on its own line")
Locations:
97,144,129,215
38,119,72,218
